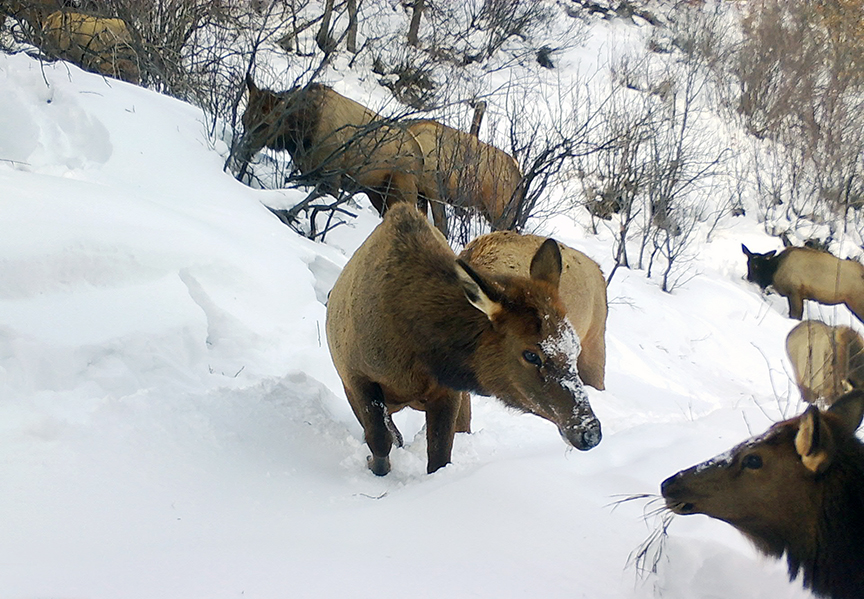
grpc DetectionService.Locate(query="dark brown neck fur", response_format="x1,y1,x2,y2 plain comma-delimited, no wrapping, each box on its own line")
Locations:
384,211,491,391
745,430,864,599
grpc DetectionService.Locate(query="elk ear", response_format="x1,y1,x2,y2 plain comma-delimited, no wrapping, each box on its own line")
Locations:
245,74,259,96
827,389,864,437
455,259,502,320
795,405,835,473
741,244,752,257
530,238,562,288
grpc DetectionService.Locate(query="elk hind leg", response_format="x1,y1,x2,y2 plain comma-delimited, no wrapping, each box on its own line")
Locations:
455,392,471,434
344,379,396,476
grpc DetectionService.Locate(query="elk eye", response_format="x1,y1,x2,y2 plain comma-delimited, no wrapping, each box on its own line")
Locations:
742,454,763,469
522,350,543,367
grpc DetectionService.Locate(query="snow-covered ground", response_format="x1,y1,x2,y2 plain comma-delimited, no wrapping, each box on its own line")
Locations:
1,50,859,599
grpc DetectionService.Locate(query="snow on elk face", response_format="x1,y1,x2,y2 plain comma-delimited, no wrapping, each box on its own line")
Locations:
466,253,601,452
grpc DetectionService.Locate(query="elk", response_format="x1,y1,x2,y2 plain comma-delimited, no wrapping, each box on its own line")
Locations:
41,11,139,84
742,244,864,323
326,203,601,475
459,231,607,390
662,390,864,599
787,320,864,406
238,77,425,222
237,78,524,238
406,119,523,235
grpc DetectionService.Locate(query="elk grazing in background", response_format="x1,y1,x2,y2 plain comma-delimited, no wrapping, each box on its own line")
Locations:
238,77,425,221
407,119,524,235
459,231,607,390
326,203,601,475
2,3,139,83
786,320,864,406
42,11,139,83
662,390,864,599
742,244,864,323
237,77,523,238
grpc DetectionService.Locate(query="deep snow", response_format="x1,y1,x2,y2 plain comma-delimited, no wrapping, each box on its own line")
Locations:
1,48,860,599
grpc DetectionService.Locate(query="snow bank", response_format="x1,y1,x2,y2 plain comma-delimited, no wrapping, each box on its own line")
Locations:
0,52,836,599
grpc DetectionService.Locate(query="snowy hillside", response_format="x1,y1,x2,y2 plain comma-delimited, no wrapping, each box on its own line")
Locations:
0,48,859,598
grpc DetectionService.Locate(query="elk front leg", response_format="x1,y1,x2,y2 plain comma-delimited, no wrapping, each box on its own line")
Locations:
424,391,461,474
787,293,805,320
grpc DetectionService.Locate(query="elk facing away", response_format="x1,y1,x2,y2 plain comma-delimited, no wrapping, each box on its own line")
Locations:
786,320,864,406
326,203,601,475
662,390,864,599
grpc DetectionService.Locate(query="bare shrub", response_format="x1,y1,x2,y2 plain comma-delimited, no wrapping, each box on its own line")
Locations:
579,4,731,292
714,0,864,242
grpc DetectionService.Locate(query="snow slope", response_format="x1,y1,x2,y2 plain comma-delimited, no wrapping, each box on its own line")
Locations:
1,51,858,598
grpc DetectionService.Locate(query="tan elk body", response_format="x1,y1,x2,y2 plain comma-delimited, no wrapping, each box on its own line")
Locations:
41,11,139,83
239,78,523,237
786,320,864,405
406,119,523,233
240,77,424,216
742,244,864,323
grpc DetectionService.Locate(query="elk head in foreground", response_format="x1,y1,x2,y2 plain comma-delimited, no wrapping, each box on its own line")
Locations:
742,244,864,324
662,390,864,599
326,203,600,475
459,231,607,391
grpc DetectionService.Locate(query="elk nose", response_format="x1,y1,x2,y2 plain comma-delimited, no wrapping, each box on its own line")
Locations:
580,426,602,450
565,420,601,450
660,473,678,497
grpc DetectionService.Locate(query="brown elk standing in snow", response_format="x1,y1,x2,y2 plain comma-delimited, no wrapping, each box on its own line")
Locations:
742,244,864,323
326,203,601,475
238,77,424,221
662,390,864,599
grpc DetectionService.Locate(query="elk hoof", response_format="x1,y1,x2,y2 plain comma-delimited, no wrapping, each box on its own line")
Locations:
367,455,391,476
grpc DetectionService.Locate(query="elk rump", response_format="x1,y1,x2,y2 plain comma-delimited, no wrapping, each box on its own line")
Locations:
786,320,864,406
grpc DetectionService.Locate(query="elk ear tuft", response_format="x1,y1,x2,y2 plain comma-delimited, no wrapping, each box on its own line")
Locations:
795,405,833,473
455,260,502,320
530,238,562,288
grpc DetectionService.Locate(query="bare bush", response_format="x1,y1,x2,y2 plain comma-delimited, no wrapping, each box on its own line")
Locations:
714,0,864,243
577,4,731,292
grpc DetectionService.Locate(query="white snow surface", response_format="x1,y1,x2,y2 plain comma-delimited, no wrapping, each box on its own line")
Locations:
1,51,859,599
